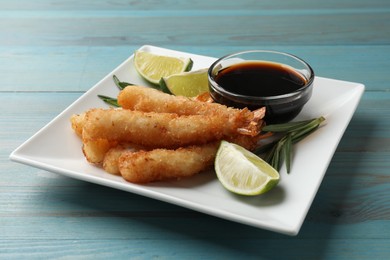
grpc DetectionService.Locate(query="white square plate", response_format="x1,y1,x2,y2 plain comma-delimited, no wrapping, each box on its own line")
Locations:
10,45,364,235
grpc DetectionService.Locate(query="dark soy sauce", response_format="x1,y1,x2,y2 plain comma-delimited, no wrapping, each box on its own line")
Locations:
215,61,307,97
211,61,312,123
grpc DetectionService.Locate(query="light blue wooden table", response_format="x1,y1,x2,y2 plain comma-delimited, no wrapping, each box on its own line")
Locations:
1,1,389,259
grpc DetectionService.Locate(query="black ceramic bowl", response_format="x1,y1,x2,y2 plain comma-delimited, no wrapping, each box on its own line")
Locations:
208,50,315,124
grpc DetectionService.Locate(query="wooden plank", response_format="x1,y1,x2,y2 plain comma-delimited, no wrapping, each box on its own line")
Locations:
1,0,389,11
1,202,390,241
0,46,389,92
0,239,388,259
1,211,390,240
1,13,389,47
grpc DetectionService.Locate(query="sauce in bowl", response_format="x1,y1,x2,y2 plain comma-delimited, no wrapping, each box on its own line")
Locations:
208,50,314,123
215,61,307,97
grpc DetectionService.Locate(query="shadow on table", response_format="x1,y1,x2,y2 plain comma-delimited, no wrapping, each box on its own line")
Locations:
293,115,377,251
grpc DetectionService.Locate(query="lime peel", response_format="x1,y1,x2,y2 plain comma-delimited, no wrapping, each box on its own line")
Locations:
215,141,280,196
160,68,209,97
134,50,193,85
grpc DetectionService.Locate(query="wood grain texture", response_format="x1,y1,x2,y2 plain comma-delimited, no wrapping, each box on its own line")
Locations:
1,13,389,47
1,46,389,92
1,0,389,10
1,0,389,259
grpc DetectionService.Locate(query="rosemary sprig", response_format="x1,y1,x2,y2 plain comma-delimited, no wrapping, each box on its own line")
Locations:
113,75,134,90
255,116,325,173
98,75,134,106
97,95,120,107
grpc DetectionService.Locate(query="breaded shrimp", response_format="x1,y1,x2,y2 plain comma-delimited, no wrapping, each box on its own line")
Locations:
100,132,269,178
82,138,117,164
70,113,86,137
82,108,251,149
117,85,265,136
118,142,218,183
102,143,145,175
102,145,126,175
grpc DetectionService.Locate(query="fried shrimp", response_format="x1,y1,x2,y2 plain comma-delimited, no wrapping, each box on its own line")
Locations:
102,143,143,175
102,144,127,175
118,142,218,183
82,138,117,164
100,132,268,176
74,106,265,164
117,85,265,136
82,108,252,149
70,113,86,137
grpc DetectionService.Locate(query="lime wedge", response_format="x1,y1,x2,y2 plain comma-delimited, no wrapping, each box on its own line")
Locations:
215,141,280,196
134,50,193,85
159,68,209,97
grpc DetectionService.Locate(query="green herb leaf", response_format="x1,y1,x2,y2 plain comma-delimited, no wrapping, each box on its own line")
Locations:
291,117,325,142
284,134,293,173
97,75,137,106
113,75,134,90
262,119,314,132
97,95,120,107
256,116,325,173
255,139,279,154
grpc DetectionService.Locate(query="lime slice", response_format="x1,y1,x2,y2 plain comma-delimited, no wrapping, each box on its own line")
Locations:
134,50,193,85
215,141,280,196
159,68,209,97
